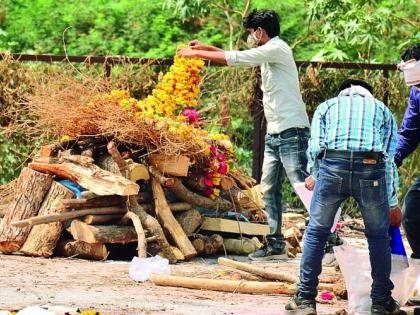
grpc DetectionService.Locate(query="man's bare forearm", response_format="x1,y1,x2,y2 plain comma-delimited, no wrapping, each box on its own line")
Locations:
194,50,227,65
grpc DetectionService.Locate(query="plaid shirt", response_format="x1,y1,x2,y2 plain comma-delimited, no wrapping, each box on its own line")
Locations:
307,86,399,207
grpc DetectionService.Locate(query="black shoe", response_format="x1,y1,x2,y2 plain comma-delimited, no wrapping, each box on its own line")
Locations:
371,298,407,315
285,295,317,315
248,243,286,261
324,231,344,254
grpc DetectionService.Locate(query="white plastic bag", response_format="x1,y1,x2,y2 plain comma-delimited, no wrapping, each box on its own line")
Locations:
334,245,420,314
129,255,171,282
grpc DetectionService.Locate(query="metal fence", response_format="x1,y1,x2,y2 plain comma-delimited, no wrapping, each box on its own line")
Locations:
0,53,398,181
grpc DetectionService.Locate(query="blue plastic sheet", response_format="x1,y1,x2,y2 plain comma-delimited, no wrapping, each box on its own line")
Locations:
57,179,86,199
389,226,407,256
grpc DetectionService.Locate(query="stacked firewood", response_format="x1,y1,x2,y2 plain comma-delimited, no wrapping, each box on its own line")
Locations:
0,138,268,263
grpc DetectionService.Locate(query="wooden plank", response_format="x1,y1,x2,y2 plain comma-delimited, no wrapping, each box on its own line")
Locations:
201,218,269,236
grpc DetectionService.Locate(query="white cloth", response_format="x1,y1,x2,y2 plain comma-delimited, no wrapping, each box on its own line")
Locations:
398,59,420,86
224,37,309,134
338,85,374,98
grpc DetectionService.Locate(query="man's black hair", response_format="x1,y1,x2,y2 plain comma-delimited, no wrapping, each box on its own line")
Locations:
337,79,374,95
401,43,420,62
242,9,280,38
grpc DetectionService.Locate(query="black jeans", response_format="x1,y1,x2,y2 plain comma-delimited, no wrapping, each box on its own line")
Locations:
402,176,420,258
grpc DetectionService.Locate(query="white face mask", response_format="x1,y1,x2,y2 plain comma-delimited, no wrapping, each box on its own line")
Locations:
246,28,262,48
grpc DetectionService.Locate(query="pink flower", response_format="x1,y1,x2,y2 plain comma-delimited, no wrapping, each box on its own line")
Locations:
182,108,200,124
205,172,213,180
204,188,214,197
217,154,226,162
204,178,214,188
320,290,334,301
218,162,228,175
210,144,216,157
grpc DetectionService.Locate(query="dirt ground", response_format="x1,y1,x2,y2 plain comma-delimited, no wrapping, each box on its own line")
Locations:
0,238,415,314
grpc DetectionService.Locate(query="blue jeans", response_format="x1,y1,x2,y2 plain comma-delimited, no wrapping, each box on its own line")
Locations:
402,176,420,258
297,157,394,303
261,127,310,243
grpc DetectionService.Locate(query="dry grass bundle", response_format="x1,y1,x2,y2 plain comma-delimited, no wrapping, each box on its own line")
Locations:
12,68,208,161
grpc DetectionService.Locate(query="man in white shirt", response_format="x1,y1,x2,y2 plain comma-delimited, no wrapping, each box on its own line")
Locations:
178,9,310,260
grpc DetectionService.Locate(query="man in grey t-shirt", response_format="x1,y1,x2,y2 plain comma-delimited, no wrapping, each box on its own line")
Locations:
178,9,312,260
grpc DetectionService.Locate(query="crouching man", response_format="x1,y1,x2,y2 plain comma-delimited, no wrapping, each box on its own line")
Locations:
286,79,403,315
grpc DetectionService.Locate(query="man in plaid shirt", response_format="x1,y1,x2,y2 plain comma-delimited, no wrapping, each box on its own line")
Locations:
286,79,403,315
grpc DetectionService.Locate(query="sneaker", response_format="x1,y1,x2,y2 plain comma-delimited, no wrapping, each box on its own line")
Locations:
248,243,287,261
371,298,407,315
285,295,317,315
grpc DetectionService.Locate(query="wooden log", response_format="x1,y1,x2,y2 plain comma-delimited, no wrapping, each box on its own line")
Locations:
230,271,264,282
96,154,122,176
151,178,197,260
229,171,256,190
121,211,147,258
0,204,9,218
60,195,124,210
166,178,232,211
201,217,269,236
11,206,127,228
150,274,296,295
204,234,224,255
140,202,192,213
127,197,177,263
68,220,138,244
20,182,74,257
128,162,149,182
0,168,53,254
29,161,139,196
148,154,190,177
147,165,175,187
171,246,185,261
55,238,108,260
190,234,206,254
220,176,235,191
39,144,59,158
284,227,303,249
218,257,298,283
82,214,122,225
223,238,257,255
175,209,202,236
59,154,94,166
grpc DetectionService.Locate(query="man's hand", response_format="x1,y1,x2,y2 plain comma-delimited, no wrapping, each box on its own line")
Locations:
305,175,315,191
189,40,205,50
390,206,402,227
177,47,197,58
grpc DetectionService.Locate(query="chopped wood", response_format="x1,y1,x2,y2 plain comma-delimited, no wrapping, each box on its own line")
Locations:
68,220,138,244
128,162,149,182
283,213,306,230
39,144,59,158
167,178,232,211
190,234,206,254
80,191,99,200
148,154,190,177
185,174,206,192
218,257,298,283
139,202,193,213
0,168,53,254
0,179,16,205
55,238,108,261
149,274,296,295
201,217,269,236
11,206,127,228
29,161,139,196
175,209,202,236
171,246,185,261
229,170,256,190
151,178,197,260
220,176,235,191
82,214,123,225
147,165,175,187
223,238,257,255
284,227,303,249
230,271,264,282
60,195,124,210
106,142,129,178
204,234,223,255
121,211,147,258
0,204,9,218
59,154,95,166
96,154,122,176
127,197,177,264
20,182,74,257
137,191,153,203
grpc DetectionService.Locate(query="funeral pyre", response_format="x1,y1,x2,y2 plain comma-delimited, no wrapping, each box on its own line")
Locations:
0,48,306,263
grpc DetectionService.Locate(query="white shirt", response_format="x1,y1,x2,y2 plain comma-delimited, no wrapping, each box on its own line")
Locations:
225,36,309,134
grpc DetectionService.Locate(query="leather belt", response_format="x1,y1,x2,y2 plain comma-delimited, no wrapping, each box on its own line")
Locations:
319,150,383,161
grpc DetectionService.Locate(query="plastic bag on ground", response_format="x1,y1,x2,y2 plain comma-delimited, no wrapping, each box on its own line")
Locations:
129,255,170,282
335,227,420,314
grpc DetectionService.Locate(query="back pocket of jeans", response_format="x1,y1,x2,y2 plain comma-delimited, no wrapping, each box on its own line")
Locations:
360,176,387,208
